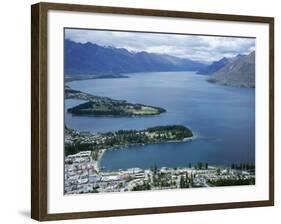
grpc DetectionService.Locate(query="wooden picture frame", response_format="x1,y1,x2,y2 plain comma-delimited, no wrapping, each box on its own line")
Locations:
31,2,274,221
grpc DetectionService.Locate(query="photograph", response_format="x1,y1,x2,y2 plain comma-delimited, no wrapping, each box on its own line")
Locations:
64,28,256,195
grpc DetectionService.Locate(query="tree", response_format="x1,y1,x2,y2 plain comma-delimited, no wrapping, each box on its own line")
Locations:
92,150,98,160
180,176,185,188
190,172,194,186
153,163,158,175
216,168,221,175
185,172,189,186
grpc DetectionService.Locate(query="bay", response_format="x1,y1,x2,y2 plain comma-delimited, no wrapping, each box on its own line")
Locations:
65,71,255,171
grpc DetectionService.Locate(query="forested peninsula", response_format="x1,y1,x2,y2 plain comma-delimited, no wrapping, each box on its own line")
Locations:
65,85,166,116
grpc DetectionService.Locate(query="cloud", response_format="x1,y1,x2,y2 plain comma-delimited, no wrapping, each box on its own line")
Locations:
65,29,255,62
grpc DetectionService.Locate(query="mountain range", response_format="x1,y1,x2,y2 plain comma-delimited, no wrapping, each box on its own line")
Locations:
197,57,229,75
64,39,207,76
65,39,255,88
207,51,255,88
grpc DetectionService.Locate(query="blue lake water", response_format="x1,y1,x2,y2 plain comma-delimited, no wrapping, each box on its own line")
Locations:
65,71,255,171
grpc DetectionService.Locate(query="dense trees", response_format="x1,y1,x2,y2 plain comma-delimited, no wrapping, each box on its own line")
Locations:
180,174,189,188
146,125,193,137
192,162,208,170
65,142,95,156
208,177,255,186
231,163,255,170
132,182,151,191
179,172,195,188
65,125,193,156
67,100,166,116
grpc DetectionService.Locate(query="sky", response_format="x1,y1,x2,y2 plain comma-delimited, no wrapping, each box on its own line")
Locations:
65,29,255,63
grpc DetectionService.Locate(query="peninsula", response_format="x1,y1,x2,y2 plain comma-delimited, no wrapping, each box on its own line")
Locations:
65,85,166,116
65,125,194,158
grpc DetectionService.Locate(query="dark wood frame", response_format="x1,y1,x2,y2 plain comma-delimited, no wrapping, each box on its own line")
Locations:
31,2,274,221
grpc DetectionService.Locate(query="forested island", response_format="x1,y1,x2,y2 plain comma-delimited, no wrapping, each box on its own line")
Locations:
65,86,166,116
65,125,193,157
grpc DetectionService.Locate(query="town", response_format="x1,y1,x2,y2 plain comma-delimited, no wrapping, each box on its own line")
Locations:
64,125,254,194
64,150,255,194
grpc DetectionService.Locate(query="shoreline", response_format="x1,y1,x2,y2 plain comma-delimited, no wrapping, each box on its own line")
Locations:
97,164,255,174
65,74,129,83
96,135,196,172
95,148,106,173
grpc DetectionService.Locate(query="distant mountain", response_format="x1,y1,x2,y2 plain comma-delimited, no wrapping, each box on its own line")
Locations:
197,57,229,75
207,51,255,87
64,39,207,76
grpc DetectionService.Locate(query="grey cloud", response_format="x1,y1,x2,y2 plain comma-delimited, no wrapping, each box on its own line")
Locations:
65,29,255,62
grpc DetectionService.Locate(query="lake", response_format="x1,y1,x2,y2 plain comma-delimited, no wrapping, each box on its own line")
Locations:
65,71,255,171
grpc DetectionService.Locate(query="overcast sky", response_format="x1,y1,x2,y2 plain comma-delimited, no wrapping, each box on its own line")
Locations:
65,29,255,62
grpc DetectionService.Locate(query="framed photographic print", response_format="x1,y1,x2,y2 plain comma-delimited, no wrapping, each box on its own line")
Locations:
31,2,274,221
